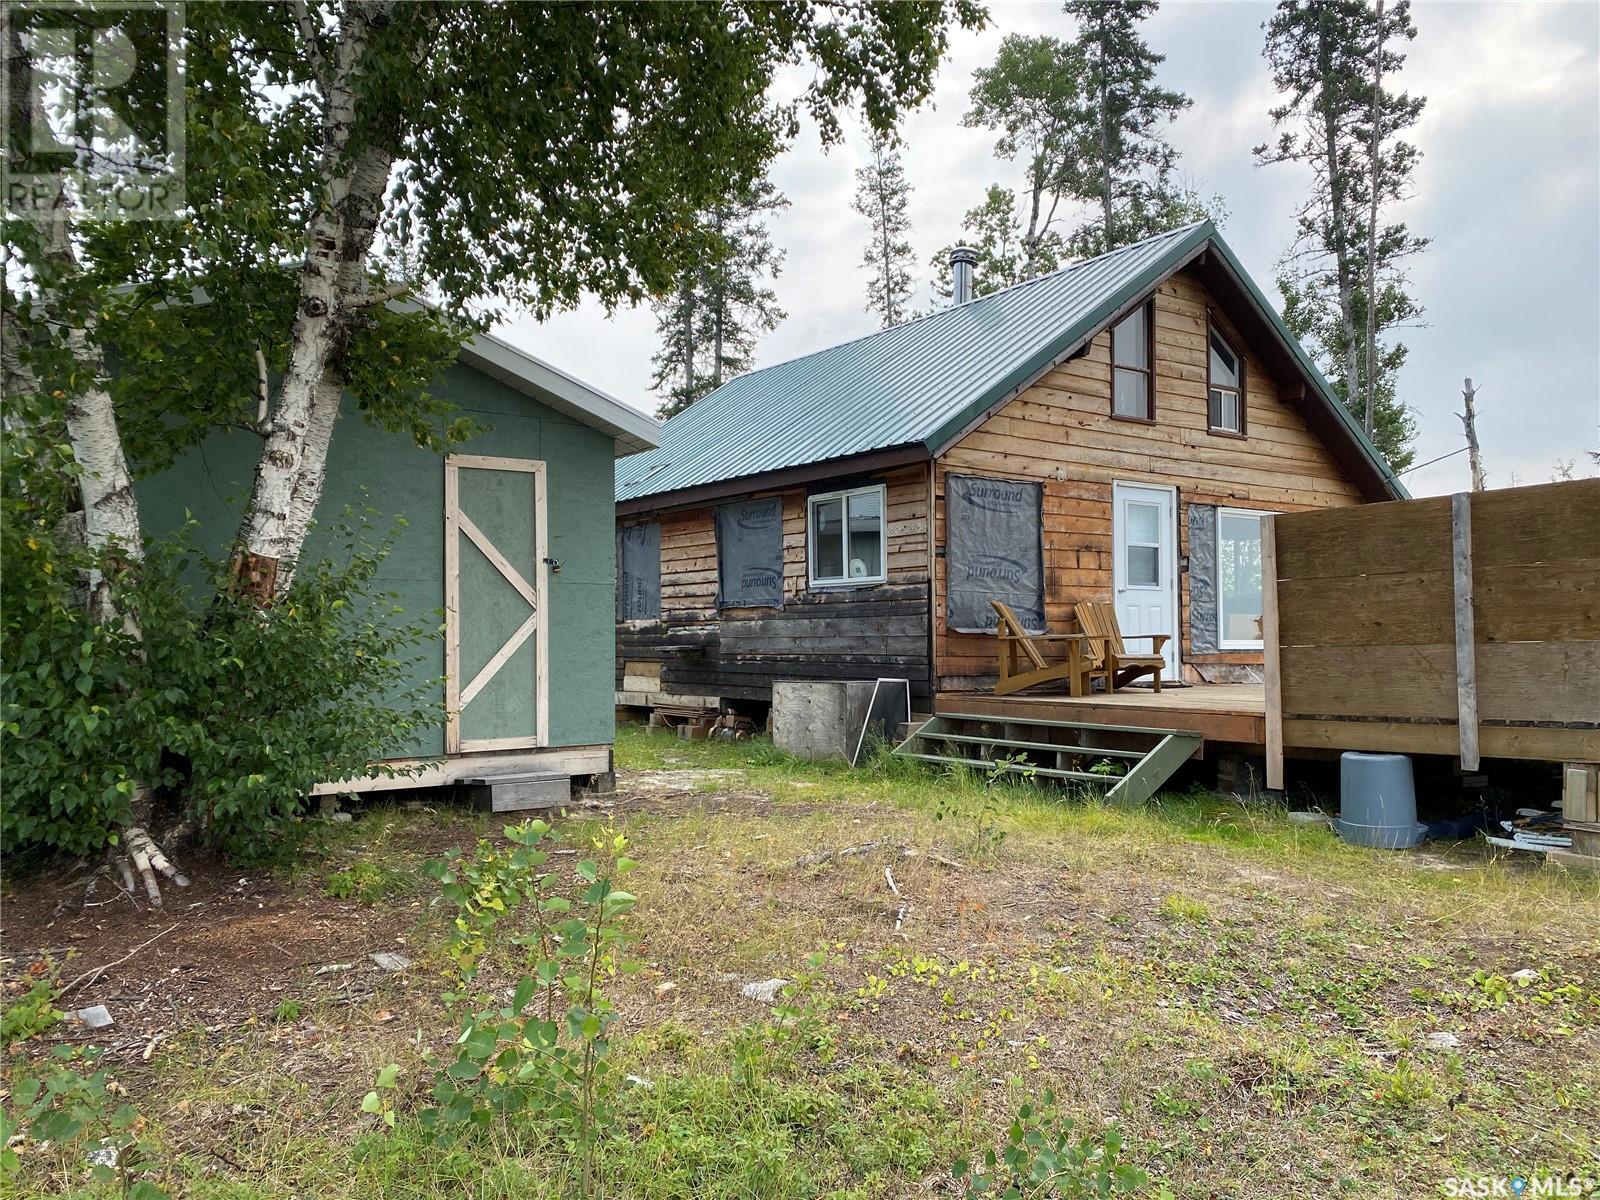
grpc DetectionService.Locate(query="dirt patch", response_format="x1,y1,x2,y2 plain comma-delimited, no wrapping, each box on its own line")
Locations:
2,849,424,1058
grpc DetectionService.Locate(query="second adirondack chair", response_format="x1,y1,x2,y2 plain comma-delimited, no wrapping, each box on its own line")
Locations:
989,600,1090,696
1076,600,1169,693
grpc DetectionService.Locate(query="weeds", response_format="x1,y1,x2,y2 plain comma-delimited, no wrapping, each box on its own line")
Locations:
324,860,409,904
2,969,62,1045
2,1046,168,1199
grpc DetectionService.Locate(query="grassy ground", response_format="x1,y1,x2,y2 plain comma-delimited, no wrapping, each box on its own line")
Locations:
4,725,1598,1198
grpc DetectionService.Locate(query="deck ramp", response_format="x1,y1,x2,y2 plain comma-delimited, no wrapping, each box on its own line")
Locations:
893,711,1202,806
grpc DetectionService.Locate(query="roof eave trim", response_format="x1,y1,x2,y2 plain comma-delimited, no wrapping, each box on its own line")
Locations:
457,329,660,458
617,444,929,515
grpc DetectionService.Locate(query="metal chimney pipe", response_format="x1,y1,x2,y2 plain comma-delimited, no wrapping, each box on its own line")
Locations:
950,245,978,306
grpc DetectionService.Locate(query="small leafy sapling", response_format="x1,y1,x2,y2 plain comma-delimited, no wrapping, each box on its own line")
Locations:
419,821,639,1198
955,1092,1148,1199
361,1063,402,1129
6,1046,169,1199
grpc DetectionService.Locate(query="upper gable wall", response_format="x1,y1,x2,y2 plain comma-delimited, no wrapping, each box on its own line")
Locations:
934,265,1367,688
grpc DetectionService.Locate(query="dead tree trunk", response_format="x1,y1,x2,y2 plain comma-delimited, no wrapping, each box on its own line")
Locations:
1458,377,1486,492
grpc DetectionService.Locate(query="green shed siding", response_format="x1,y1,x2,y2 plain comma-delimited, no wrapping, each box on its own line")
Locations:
135,362,618,757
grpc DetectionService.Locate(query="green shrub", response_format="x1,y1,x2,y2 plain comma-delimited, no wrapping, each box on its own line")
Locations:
1,512,441,865
954,1093,1148,1199
2,1045,168,1197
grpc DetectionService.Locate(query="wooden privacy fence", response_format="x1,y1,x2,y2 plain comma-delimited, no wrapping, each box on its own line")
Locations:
1264,478,1600,787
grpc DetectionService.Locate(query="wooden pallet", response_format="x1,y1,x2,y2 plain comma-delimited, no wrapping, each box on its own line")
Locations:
893,712,1202,806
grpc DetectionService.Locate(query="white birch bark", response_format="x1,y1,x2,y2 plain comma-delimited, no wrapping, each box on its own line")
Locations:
275,142,398,593
232,1,393,596
5,15,188,906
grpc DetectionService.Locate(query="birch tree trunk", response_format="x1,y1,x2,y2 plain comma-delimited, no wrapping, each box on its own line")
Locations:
275,142,399,594
4,16,188,905
231,1,394,600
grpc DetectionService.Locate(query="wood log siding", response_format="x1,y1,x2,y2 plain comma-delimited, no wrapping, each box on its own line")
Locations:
617,466,934,705
934,268,1366,691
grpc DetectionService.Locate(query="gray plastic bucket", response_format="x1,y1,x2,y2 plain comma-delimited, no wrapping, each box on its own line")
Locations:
1335,752,1427,849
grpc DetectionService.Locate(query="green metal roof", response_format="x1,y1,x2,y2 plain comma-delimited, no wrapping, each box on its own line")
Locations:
617,220,1406,504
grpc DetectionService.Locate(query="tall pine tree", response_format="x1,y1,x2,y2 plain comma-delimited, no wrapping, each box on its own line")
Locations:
1061,0,1214,256
852,131,917,327
1256,0,1426,469
650,181,789,418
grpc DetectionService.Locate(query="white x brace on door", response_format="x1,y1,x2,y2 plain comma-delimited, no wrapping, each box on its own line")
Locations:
444,454,548,753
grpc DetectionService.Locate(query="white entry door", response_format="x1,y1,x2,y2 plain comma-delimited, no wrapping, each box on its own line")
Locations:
1112,482,1179,681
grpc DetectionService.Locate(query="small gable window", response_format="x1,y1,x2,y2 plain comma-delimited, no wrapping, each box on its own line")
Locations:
1208,325,1245,435
808,484,886,587
1111,301,1153,421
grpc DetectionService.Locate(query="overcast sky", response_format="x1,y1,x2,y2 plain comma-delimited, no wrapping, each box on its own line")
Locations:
500,0,1600,497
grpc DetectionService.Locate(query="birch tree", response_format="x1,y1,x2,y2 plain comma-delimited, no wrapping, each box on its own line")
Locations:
1256,0,1427,470
930,184,1053,301
852,131,916,327
3,0,981,899
964,34,1082,277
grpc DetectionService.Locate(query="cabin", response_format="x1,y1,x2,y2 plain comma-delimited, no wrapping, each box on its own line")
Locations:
615,221,1407,743
138,330,659,798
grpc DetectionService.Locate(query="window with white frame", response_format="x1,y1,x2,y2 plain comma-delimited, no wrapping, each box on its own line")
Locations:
1208,327,1244,434
808,484,886,586
1216,508,1265,649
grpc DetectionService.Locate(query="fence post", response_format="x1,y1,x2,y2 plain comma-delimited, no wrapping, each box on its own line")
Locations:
1262,514,1284,791
1451,492,1480,771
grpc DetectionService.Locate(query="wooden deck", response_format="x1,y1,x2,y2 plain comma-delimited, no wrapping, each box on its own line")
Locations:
934,684,1267,749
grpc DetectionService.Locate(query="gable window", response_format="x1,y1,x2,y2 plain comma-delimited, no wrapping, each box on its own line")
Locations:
1111,301,1153,420
1208,323,1245,435
1216,508,1265,649
808,484,886,586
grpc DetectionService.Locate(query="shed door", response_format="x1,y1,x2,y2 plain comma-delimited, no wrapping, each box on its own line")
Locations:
1112,481,1179,681
445,454,548,753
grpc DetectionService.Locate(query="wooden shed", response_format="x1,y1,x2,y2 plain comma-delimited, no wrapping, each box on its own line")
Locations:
615,220,1405,731
139,330,659,793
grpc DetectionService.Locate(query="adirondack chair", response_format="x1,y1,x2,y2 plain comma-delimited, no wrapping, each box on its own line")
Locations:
989,600,1091,696
1075,600,1169,693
